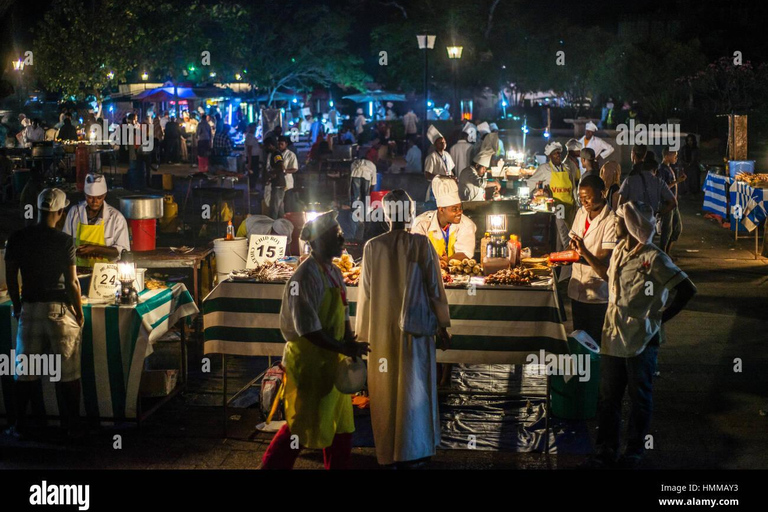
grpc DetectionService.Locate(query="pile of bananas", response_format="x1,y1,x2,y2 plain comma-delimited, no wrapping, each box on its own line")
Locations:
735,173,768,188
448,258,482,276
485,267,536,286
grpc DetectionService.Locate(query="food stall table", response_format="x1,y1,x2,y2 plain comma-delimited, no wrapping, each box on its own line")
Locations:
0,284,198,423
132,247,214,305
203,279,568,442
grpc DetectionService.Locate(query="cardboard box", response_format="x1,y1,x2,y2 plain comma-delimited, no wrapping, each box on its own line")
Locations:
140,370,178,397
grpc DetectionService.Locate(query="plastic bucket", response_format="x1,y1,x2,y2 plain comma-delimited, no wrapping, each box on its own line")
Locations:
12,169,31,196
129,219,157,251
370,189,390,210
213,237,248,282
550,330,601,420
729,160,755,179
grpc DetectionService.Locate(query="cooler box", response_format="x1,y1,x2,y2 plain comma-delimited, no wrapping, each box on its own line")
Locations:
370,190,390,210
729,160,755,179
550,331,601,420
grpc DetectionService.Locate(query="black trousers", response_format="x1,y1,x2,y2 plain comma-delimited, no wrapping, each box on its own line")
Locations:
571,299,608,347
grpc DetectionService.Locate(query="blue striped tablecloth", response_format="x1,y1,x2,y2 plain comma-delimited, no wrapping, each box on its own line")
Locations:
703,172,728,217
704,172,768,232
203,280,568,364
0,284,198,421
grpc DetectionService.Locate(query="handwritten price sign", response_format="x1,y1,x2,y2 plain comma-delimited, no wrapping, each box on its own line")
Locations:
89,263,119,302
246,235,287,267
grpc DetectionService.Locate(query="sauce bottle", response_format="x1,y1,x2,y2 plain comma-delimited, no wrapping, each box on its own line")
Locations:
226,221,235,240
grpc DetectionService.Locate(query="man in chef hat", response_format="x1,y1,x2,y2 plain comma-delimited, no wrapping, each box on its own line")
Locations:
412,176,476,265
577,200,696,469
578,121,614,173
459,148,500,202
462,121,477,144
423,125,456,202
262,210,369,470
63,173,130,267
526,141,577,257
236,214,295,249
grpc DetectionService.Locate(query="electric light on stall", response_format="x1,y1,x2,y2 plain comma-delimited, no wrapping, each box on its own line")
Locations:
486,214,507,234
12,59,24,71
117,251,139,305
141,72,148,81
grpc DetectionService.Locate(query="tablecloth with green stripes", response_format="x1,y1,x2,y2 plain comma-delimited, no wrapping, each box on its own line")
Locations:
203,280,568,364
0,284,198,420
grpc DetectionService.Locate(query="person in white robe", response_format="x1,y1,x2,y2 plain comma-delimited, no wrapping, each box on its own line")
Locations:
355,189,451,467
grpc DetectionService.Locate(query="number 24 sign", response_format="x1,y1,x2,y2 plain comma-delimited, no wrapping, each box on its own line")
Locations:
246,235,287,267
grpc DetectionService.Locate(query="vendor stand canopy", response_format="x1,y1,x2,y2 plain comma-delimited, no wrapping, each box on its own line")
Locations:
343,90,406,103
132,86,198,102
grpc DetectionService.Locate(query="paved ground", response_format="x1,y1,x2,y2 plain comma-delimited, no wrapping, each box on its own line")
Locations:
1,176,767,470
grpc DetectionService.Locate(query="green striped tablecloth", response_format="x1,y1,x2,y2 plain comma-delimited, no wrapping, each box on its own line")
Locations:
0,284,198,421
203,280,568,364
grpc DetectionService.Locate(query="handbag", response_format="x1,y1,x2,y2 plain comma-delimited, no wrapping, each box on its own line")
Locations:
399,240,438,337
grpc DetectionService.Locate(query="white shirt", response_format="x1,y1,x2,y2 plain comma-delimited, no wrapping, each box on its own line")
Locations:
411,210,477,258
245,133,261,158
160,116,170,130
354,115,366,135
526,160,564,189
602,240,688,357
403,112,418,134
350,159,377,185
577,135,614,171
567,204,617,303
424,150,455,178
281,149,298,190
299,119,312,134
62,202,131,255
449,140,473,176
405,146,422,173
280,256,348,342
24,125,45,145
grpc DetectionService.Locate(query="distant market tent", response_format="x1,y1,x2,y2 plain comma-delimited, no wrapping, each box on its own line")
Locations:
343,90,406,103
133,86,198,101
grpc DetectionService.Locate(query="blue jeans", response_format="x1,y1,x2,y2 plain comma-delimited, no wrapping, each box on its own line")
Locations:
596,341,658,460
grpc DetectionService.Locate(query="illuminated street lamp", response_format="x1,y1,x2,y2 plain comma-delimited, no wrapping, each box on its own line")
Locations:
107,71,115,80
12,58,24,71
447,46,463,121
141,71,149,81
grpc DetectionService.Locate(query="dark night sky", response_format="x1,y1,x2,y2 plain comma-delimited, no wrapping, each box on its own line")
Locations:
6,0,768,63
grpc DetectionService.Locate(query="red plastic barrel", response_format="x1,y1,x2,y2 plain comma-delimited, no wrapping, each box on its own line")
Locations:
75,146,89,191
370,190,390,210
129,219,157,251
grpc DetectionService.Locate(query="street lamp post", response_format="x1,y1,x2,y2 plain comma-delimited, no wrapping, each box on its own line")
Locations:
417,34,435,160
446,46,463,121
12,58,24,111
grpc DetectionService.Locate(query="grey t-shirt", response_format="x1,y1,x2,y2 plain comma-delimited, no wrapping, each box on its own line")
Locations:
618,171,674,213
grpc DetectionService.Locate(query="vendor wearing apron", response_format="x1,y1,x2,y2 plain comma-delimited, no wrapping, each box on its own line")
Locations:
62,173,131,267
526,141,577,256
411,176,477,265
261,211,369,470
423,125,456,203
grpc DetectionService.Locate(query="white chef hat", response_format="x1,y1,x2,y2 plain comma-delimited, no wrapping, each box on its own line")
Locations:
585,121,598,132
427,125,443,144
300,211,339,242
271,218,294,245
301,107,311,117
386,102,393,108
616,201,655,244
356,108,364,115
473,148,494,168
433,176,462,208
566,138,582,151
489,122,499,132
544,141,563,156
84,173,108,196
476,122,491,134
462,122,477,143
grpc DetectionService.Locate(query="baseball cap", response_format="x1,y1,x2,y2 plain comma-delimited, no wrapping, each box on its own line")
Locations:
38,188,70,212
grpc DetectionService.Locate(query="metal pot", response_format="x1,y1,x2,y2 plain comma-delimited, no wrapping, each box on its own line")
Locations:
119,195,164,220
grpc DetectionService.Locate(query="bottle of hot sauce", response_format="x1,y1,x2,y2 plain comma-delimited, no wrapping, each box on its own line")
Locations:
226,221,235,240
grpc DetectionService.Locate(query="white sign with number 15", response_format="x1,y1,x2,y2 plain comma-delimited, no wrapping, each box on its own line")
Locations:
246,235,287,267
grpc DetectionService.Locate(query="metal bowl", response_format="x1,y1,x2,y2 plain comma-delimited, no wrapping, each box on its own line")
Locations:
119,195,164,220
